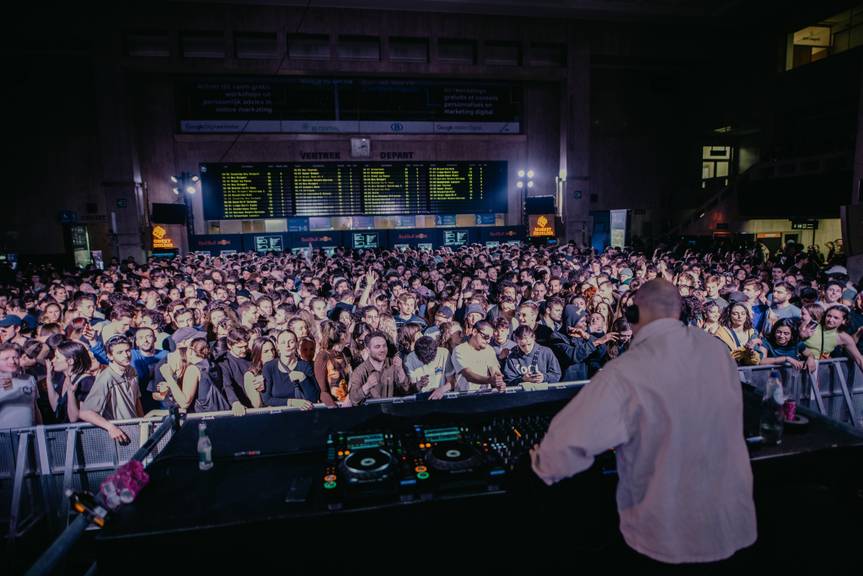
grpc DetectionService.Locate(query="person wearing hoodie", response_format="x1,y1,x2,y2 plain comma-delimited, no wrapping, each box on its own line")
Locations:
502,325,561,387
549,305,618,381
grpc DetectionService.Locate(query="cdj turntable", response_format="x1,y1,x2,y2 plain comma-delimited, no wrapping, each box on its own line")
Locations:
410,425,507,492
321,415,562,509
322,431,408,506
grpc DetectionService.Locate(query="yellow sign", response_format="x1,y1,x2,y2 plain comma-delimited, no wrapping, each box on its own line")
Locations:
793,26,830,47
152,225,177,249
528,214,556,237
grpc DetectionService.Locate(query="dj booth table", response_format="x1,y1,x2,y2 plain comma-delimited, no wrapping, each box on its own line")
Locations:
96,386,862,572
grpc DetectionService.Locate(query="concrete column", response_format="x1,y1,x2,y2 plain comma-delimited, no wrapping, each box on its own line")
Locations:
562,25,591,247
94,32,146,263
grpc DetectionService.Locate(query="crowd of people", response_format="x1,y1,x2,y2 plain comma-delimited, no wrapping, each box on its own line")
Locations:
0,239,861,441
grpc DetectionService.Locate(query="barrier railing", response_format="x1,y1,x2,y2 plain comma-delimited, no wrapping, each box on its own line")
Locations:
24,410,181,576
738,358,862,429
4,360,860,548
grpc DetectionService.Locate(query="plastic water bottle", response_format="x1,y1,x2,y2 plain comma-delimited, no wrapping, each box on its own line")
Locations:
197,421,214,471
760,370,785,445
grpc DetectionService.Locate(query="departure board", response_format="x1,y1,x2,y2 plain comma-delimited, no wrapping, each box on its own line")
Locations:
201,164,291,220
201,161,507,219
292,164,362,216
428,164,492,214
361,164,423,214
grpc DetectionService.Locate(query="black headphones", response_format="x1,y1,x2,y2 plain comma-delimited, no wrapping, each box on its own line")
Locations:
624,304,640,325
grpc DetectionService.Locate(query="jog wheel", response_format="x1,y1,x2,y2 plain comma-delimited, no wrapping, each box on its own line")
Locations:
340,448,395,483
424,441,482,472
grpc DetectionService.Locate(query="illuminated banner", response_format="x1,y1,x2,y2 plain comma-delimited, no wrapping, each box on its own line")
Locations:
481,226,524,242
151,225,178,250
178,77,522,134
528,214,556,238
387,228,441,247
191,235,244,254
287,231,344,248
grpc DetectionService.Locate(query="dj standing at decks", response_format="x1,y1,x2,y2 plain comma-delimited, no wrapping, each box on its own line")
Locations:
531,279,757,567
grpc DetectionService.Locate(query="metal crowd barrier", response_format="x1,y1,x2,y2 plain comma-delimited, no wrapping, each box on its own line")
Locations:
25,411,181,576
4,362,860,548
1,416,171,544
738,358,862,429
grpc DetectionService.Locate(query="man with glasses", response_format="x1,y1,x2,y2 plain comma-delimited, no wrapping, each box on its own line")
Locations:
450,320,505,392
502,325,561,388
79,335,142,443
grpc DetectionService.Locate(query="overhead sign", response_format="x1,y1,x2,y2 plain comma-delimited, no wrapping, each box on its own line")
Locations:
791,219,818,230
793,26,831,47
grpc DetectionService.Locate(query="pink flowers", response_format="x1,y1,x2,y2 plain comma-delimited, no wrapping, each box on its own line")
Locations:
99,460,150,510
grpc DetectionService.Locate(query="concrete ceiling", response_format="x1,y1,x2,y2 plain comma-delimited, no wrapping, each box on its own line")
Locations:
180,0,745,20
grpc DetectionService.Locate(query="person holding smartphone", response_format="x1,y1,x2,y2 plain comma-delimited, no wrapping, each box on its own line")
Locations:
502,325,561,388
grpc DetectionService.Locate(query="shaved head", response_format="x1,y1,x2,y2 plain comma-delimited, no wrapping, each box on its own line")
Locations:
633,279,681,323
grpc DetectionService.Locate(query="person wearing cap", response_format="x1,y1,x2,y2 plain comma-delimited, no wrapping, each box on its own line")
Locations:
235,289,253,305
79,335,143,443
0,315,27,347
430,304,454,329
532,279,756,566
618,268,634,287
463,303,486,332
